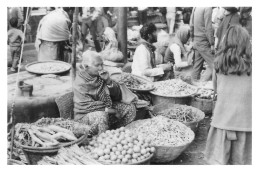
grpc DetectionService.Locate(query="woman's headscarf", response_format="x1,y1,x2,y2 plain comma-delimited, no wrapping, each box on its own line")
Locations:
168,25,190,54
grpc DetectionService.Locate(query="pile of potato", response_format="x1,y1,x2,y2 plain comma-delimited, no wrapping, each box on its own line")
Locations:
84,127,155,164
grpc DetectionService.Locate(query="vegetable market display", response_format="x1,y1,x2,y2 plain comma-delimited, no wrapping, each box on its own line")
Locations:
126,116,194,147
151,79,198,97
37,145,101,165
26,62,70,74
195,88,215,99
14,118,90,148
155,105,199,123
117,73,154,91
84,127,155,164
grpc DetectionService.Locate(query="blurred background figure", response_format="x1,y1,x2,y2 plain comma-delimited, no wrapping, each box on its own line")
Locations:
166,7,176,34
8,7,24,30
215,7,240,51
239,7,252,39
35,8,72,62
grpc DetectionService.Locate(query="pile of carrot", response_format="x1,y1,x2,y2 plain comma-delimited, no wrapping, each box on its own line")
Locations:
15,123,78,148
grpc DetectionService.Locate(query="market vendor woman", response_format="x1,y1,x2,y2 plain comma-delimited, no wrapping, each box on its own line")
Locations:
73,50,136,135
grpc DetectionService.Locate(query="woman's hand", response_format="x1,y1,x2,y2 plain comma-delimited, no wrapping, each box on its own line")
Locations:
157,63,172,71
99,70,112,85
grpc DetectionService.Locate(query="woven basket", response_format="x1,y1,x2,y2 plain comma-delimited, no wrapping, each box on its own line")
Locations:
20,133,88,165
126,119,195,163
55,91,74,119
98,153,154,165
190,97,216,115
152,104,205,133
151,143,192,163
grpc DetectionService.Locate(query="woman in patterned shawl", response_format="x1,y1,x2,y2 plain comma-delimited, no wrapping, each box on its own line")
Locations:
73,50,136,135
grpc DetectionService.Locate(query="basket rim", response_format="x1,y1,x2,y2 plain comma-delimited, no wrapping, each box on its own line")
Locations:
98,153,154,165
194,96,215,102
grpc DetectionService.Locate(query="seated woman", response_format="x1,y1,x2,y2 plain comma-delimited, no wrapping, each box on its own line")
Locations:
73,50,136,135
164,25,193,81
131,23,173,82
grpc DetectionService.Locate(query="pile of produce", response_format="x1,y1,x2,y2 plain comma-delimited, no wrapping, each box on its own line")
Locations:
84,127,155,164
151,79,197,97
117,73,154,90
35,118,91,138
195,88,215,99
126,116,194,147
155,105,199,123
27,62,70,74
38,145,101,165
14,118,90,148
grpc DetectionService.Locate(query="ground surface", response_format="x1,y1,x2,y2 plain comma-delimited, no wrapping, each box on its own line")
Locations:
8,43,212,165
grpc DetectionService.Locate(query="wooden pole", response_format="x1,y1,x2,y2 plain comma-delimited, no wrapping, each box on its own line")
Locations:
117,7,128,63
71,7,79,81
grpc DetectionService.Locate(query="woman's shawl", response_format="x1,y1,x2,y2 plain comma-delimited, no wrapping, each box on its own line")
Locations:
73,65,112,115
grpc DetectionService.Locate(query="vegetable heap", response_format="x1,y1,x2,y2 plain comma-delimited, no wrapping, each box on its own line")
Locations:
156,105,199,123
151,79,197,97
84,127,155,164
14,118,90,148
118,73,154,90
127,116,194,147
28,63,69,73
38,145,101,165
195,88,215,99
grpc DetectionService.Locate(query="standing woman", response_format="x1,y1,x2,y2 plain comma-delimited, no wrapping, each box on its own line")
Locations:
205,25,252,165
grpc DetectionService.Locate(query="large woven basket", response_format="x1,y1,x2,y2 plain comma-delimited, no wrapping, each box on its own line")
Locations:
152,104,205,133
126,119,195,163
190,97,216,115
151,144,192,163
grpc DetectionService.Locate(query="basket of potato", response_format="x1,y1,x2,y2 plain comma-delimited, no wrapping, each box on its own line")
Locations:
84,127,155,165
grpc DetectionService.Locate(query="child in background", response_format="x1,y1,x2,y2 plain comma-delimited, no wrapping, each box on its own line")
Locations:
205,25,252,165
8,17,23,72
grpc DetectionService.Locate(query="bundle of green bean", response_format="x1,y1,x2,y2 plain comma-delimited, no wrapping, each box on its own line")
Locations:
127,116,194,147
156,105,198,123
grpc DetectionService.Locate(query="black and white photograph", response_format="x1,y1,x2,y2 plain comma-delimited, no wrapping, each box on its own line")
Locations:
3,0,258,168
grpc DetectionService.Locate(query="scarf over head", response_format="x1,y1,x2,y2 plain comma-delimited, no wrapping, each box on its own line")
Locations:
168,25,190,55
73,64,112,115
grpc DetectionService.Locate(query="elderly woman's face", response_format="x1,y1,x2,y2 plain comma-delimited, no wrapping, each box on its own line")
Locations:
86,57,104,76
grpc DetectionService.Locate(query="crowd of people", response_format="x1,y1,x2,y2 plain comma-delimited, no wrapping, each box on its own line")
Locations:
7,7,252,165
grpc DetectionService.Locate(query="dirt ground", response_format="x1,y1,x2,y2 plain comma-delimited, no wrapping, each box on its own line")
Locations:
8,43,212,165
